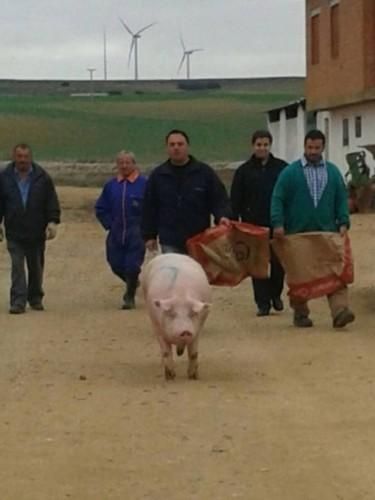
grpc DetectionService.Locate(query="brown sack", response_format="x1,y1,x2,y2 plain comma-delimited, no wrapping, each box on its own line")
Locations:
271,232,354,300
186,222,270,286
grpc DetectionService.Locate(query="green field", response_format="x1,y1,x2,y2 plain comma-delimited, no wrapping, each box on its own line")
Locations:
0,89,301,164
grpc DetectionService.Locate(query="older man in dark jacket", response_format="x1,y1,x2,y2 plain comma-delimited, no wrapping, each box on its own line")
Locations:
231,130,287,316
142,129,231,254
0,144,60,314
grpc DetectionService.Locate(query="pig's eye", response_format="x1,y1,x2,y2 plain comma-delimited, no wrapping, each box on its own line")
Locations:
166,310,177,319
189,310,198,318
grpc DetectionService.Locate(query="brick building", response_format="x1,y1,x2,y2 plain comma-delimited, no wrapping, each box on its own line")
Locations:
268,0,375,175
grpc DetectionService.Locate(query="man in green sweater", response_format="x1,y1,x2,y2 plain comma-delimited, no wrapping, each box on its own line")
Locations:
271,129,355,328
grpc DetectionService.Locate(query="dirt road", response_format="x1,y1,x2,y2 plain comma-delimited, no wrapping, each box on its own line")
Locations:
0,187,374,500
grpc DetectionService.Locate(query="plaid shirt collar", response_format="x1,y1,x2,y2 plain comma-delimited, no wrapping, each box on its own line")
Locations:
301,155,325,169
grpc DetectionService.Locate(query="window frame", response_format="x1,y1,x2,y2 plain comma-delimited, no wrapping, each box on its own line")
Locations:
343,118,350,147
330,3,340,59
310,12,321,66
355,116,362,139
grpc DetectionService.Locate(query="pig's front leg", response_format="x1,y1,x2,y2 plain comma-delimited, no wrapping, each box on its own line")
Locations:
187,337,199,380
158,335,176,380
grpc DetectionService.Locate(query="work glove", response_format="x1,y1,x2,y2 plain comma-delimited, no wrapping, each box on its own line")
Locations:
0,226,3,242
45,222,58,240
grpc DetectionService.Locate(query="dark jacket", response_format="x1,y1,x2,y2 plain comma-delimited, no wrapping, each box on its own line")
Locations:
230,154,287,227
142,156,231,250
95,173,147,275
0,162,61,243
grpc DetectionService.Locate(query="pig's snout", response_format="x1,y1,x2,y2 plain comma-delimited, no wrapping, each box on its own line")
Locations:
180,330,193,339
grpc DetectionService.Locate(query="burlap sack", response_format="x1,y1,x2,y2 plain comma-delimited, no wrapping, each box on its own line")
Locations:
186,222,270,286
271,232,354,300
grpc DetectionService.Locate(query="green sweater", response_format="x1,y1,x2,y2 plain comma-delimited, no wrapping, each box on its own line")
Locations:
271,160,350,234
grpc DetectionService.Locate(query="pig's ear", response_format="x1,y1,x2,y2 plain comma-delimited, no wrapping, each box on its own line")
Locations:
191,300,211,314
154,298,173,312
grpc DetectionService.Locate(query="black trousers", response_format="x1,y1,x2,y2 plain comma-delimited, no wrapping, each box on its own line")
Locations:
252,248,284,309
7,240,45,307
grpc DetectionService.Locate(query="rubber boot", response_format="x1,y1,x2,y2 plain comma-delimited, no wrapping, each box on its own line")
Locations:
122,274,138,310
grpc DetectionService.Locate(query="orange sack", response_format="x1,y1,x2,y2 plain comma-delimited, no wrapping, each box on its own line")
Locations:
271,232,354,301
186,222,270,286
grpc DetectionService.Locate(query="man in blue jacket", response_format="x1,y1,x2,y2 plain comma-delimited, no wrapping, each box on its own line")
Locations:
142,129,231,254
0,143,60,314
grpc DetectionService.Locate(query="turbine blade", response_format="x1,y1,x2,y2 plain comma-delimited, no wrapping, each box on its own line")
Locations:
119,17,134,36
177,54,186,73
136,22,156,35
191,48,204,53
179,34,186,51
128,38,136,67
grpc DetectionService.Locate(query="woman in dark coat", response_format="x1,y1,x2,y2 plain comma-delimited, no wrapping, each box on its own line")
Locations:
95,151,147,309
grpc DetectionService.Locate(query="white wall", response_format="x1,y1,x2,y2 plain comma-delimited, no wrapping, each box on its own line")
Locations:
316,101,375,177
285,116,298,162
268,104,306,163
268,119,281,160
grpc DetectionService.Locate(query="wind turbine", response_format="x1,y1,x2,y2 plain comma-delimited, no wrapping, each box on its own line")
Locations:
119,17,156,80
178,36,204,79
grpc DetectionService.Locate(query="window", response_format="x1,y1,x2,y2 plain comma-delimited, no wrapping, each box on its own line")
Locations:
343,118,349,147
311,14,320,65
330,4,340,58
355,116,362,138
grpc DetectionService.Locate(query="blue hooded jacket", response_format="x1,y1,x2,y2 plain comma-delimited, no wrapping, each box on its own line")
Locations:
95,172,147,275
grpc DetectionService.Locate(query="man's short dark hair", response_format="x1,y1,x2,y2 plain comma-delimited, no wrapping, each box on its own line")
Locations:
251,130,273,145
165,129,190,144
13,143,32,153
304,129,326,146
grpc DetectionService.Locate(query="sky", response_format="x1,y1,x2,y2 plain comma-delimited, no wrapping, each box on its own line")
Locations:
0,0,306,80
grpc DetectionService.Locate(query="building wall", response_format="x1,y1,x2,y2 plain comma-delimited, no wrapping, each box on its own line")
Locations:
364,0,375,89
267,104,306,163
269,120,281,159
306,0,375,111
316,101,375,176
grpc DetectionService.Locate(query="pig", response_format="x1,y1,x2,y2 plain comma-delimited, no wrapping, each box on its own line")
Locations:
142,253,212,380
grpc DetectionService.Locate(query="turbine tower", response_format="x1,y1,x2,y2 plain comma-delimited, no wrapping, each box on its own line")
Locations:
103,27,108,80
178,36,203,79
119,17,156,80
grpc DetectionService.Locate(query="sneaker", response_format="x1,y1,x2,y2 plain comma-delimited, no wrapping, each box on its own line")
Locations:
293,314,313,328
256,306,270,317
272,297,284,312
9,304,26,315
333,308,355,328
30,302,44,311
